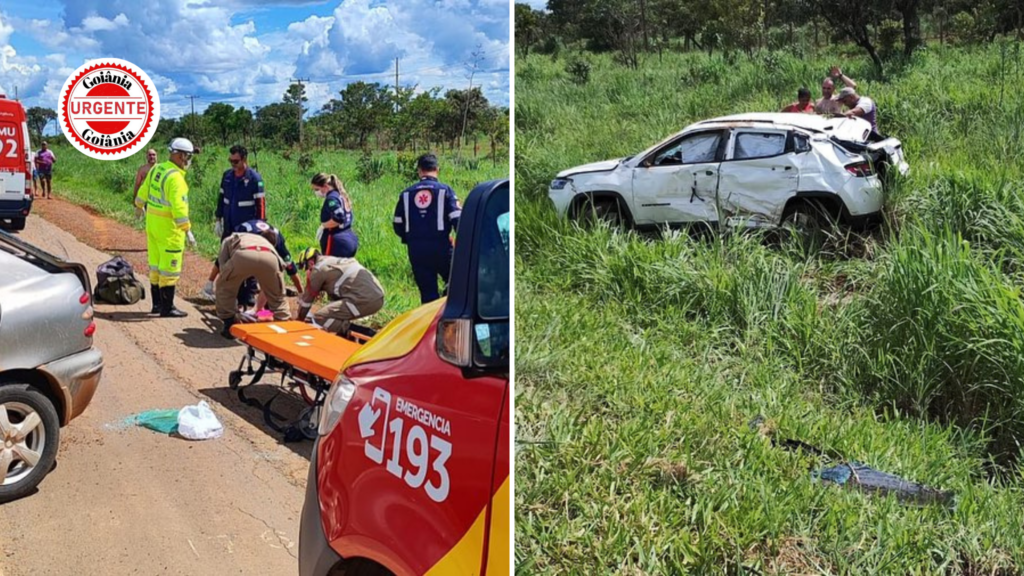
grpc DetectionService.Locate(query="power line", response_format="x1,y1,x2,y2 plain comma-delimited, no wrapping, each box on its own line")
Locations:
186,95,200,141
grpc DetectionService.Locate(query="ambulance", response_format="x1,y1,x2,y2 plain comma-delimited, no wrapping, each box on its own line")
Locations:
300,179,510,576
0,95,32,231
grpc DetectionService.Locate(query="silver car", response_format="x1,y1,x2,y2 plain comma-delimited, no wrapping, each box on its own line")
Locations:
0,229,103,502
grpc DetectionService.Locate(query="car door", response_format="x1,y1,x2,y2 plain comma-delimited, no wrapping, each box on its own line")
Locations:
717,128,799,228
631,130,724,226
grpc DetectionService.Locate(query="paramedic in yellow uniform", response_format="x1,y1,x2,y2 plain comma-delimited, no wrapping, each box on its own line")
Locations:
134,137,196,318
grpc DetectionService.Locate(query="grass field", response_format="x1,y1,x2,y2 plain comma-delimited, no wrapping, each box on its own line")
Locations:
516,42,1024,573
47,143,507,321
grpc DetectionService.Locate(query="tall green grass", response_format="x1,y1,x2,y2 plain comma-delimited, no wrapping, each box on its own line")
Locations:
517,42,1024,572
50,144,506,320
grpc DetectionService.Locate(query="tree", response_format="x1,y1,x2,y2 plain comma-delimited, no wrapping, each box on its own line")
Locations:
26,107,56,142
283,82,308,144
256,103,299,145
807,0,885,72
515,4,545,56
335,81,391,148
203,102,235,146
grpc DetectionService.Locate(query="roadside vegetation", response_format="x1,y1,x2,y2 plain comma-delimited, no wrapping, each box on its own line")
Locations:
515,41,1024,573
52,144,506,321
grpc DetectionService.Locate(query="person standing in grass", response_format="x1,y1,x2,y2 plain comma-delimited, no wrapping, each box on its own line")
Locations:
782,87,815,113
311,172,359,258
815,66,857,116
837,86,879,132
201,145,265,300
34,141,56,199
392,153,461,304
133,149,158,197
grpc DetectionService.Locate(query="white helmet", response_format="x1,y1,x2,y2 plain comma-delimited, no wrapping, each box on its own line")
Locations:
168,137,195,154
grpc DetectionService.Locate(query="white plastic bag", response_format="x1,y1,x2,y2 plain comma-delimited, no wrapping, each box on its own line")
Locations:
177,401,224,440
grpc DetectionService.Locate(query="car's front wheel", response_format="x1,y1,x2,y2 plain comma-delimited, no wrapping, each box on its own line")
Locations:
0,383,60,503
571,197,626,229
781,200,835,247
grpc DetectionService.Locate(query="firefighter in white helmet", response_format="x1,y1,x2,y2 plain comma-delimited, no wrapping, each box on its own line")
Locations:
133,137,197,317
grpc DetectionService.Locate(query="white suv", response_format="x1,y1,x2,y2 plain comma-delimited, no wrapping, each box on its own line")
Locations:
549,113,908,231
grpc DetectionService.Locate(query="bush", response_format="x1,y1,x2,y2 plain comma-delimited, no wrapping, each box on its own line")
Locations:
565,58,591,85
356,150,386,183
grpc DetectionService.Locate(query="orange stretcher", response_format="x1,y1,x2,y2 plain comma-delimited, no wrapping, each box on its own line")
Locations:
227,321,373,441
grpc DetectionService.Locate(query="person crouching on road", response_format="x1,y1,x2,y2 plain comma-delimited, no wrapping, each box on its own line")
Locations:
216,228,291,338
208,219,303,311
133,137,197,318
295,248,384,336
203,145,266,300
392,153,461,304
311,173,358,258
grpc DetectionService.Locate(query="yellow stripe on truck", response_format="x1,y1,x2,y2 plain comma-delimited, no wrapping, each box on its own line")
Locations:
485,477,510,575
343,299,445,370
424,476,510,576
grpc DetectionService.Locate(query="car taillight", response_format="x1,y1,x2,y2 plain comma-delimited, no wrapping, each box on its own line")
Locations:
846,161,874,177
80,293,90,304
84,322,96,337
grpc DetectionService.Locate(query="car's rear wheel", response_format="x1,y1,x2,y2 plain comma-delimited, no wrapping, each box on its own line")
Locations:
572,197,625,229
0,384,60,503
7,218,25,231
781,200,834,248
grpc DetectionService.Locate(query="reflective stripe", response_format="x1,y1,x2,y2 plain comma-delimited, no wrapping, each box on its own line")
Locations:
158,270,181,278
134,197,146,208
449,210,461,220
393,216,403,223
332,264,364,297
149,265,159,271
222,198,230,204
237,200,255,207
148,194,171,207
159,168,180,203
174,217,189,225
403,192,410,234
323,318,336,330
147,207,172,218
437,189,445,231
345,301,360,317
253,193,265,199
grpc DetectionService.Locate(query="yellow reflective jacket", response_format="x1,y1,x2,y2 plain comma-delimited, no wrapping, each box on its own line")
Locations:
134,160,191,231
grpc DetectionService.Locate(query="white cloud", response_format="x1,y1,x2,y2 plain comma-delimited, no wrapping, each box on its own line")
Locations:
80,13,129,32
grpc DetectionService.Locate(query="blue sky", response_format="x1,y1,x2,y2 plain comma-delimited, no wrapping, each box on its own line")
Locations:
0,0,510,121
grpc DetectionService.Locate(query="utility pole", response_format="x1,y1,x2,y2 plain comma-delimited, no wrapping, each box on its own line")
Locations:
395,57,400,103
290,78,310,145
186,95,200,141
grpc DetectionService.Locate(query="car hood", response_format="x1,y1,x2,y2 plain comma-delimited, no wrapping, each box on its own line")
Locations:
557,158,623,178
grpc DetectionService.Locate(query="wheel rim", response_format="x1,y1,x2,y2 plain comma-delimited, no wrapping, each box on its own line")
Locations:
0,401,47,486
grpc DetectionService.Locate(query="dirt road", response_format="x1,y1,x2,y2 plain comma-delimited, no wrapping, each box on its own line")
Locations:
0,212,316,575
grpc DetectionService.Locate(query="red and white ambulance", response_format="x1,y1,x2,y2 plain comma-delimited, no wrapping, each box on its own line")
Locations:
0,95,33,231
300,179,510,576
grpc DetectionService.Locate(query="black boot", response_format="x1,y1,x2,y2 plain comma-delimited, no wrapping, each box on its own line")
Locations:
158,286,188,318
220,317,237,339
150,283,162,314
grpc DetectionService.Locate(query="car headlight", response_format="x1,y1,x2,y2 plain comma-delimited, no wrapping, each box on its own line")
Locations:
319,375,357,436
550,178,570,190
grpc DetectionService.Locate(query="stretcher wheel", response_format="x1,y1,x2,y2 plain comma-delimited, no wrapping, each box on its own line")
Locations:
297,406,319,441
228,370,243,389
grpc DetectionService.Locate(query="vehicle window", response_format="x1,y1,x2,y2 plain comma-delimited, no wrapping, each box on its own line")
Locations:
474,184,510,366
651,132,720,166
794,134,811,153
734,132,786,160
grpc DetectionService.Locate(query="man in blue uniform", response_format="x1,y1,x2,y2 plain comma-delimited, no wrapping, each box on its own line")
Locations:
392,154,461,304
202,145,266,300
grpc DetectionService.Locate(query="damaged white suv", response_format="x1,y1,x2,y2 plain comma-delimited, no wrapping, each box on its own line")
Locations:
549,113,908,231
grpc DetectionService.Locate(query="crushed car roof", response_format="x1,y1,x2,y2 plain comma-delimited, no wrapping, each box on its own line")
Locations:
692,112,873,140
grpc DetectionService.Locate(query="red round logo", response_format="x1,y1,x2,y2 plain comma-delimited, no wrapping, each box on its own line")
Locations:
414,189,433,209
58,58,160,160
